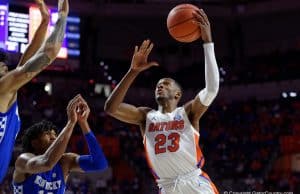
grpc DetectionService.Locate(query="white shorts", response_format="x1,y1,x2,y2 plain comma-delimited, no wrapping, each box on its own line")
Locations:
157,169,217,194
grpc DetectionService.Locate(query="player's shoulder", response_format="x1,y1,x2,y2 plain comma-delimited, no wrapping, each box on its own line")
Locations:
18,152,35,158
15,153,35,164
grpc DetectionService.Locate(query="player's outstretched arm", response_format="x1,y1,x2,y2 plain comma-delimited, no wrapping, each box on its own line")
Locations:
17,0,50,67
14,95,79,174
60,97,108,175
104,40,157,126
185,9,219,123
0,0,69,94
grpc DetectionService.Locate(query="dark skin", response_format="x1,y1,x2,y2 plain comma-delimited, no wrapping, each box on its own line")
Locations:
13,95,93,183
104,9,212,135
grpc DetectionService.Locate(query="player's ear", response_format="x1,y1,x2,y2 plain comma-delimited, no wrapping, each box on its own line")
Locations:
175,90,182,100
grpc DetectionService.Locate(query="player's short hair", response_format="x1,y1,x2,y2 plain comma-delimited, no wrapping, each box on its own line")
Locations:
173,79,183,93
164,77,183,93
22,120,58,152
0,49,8,64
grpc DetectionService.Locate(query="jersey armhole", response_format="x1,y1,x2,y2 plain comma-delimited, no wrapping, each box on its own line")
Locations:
181,107,200,136
142,109,156,144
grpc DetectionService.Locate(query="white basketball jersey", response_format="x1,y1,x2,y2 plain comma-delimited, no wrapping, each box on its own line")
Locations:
143,107,204,179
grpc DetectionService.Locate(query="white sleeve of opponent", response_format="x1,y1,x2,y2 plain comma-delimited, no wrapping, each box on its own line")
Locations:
198,42,220,106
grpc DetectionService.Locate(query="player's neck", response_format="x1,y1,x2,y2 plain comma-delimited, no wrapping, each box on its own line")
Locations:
158,101,177,113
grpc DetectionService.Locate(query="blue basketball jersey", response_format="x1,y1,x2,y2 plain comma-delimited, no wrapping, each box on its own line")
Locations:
13,163,66,194
0,101,21,183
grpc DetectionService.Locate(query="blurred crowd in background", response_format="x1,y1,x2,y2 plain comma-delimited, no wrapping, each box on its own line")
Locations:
1,0,300,193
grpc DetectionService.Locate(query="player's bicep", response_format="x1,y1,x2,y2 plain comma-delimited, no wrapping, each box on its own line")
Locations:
0,67,38,94
15,153,51,174
108,103,145,125
0,51,50,93
185,95,209,120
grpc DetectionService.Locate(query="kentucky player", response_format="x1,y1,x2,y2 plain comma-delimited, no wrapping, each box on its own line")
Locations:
0,0,52,183
13,95,108,194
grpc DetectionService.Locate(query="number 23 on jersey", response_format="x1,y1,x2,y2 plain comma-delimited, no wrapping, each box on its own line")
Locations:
154,132,180,154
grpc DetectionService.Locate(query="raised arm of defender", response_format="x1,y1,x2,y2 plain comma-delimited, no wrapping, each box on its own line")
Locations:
184,9,219,126
0,0,69,93
14,95,80,174
17,0,50,67
104,40,158,126
60,96,108,176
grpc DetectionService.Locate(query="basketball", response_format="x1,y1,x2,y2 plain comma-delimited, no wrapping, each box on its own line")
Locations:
167,4,201,43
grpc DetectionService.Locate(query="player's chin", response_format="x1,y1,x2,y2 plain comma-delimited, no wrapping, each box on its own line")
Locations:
155,96,166,102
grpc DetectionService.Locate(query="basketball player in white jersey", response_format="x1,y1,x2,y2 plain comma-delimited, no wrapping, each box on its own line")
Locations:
105,9,219,194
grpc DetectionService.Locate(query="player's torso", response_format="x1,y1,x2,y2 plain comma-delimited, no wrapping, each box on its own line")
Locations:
13,163,66,194
143,107,204,179
0,99,21,182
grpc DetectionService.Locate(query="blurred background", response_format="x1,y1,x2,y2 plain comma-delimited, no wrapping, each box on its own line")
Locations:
1,0,300,193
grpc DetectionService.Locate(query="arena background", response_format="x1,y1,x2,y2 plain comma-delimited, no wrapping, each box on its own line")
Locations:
1,0,300,193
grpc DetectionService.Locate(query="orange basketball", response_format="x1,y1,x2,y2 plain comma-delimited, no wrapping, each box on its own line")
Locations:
167,4,201,43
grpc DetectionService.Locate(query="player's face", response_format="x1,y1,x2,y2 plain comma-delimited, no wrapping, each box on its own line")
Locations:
155,78,178,101
38,130,57,151
0,62,8,77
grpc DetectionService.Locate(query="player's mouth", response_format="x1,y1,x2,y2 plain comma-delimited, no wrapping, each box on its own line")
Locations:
157,90,164,95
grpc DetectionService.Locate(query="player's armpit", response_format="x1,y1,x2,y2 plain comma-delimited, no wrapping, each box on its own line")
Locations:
106,103,148,126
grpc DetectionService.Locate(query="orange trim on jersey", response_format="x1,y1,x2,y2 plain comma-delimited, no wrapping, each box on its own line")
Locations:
201,171,219,194
144,138,160,179
194,133,204,166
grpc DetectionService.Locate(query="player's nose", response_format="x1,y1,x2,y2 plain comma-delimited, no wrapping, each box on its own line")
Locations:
49,135,56,140
157,84,164,90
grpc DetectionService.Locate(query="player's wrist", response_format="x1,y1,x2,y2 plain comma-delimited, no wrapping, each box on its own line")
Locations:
66,120,76,127
79,121,90,133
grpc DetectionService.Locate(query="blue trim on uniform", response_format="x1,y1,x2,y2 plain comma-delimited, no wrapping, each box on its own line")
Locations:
151,168,160,180
197,157,204,168
199,174,211,182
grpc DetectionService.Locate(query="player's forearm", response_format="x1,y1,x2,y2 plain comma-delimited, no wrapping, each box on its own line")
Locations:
17,19,49,67
198,43,219,106
21,13,67,73
42,121,75,168
78,131,108,172
104,69,139,113
46,14,67,44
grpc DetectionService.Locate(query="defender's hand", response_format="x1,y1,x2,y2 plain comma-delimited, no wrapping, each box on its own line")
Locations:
77,97,90,124
130,40,158,73
66,94,81,124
